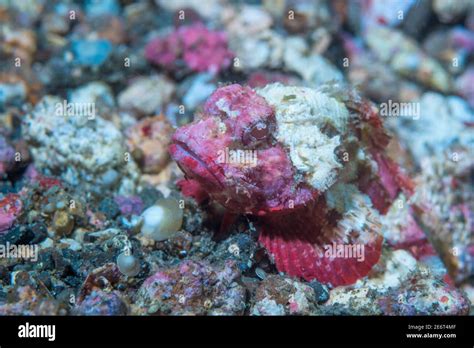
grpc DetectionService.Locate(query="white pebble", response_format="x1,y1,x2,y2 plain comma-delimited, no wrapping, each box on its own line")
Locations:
117,252,140,277
140,198,183,241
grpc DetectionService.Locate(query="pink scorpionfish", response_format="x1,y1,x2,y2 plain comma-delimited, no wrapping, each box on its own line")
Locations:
170,83,413,287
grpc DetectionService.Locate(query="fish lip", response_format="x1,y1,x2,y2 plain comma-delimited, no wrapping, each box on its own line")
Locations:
170,141,224,189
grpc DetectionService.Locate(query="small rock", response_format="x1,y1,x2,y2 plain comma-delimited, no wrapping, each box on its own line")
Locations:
59,238,82,251
114,195,144,216
140,198,183,242
118,75,174,116
0,79,27,110
0,194,22,234
98,197,120,220
0,286,62,315
0,226,34,245
71,39,113,67
39,238,54,250
99,169,120,188
134,260,245,315
308,280,329,304
211,233,257,273
144,23,233,74
126,115,173,174
251,275,319,315
73,290,128,315
180,73,216,111
255,267,266,280
116,252,140,277
85,228,121,243
137,186,163,209
52,210,74,236
84,0,120,17
68,81,116,116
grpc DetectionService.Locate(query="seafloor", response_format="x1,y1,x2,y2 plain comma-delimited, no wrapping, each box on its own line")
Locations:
0,0,472,316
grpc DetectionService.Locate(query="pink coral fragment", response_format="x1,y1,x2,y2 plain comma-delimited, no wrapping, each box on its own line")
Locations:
0,193,22,234
145,23,233,74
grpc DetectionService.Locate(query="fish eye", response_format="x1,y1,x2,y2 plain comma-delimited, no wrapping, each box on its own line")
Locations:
242,121,274,146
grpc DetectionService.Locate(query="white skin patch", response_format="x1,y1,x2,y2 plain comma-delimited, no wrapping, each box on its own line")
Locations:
216,98,240,118
257,83,349,191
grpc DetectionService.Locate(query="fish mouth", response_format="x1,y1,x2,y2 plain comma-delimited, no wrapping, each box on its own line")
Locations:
169,141,224,190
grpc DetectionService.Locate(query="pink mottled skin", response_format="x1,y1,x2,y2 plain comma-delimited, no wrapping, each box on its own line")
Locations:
387,207,439,261
170,84,412,286
145,23,233,74
171,84,314,215
348,98,414,214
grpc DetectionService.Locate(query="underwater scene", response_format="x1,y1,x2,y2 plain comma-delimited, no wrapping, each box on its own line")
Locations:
0,0,473,320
